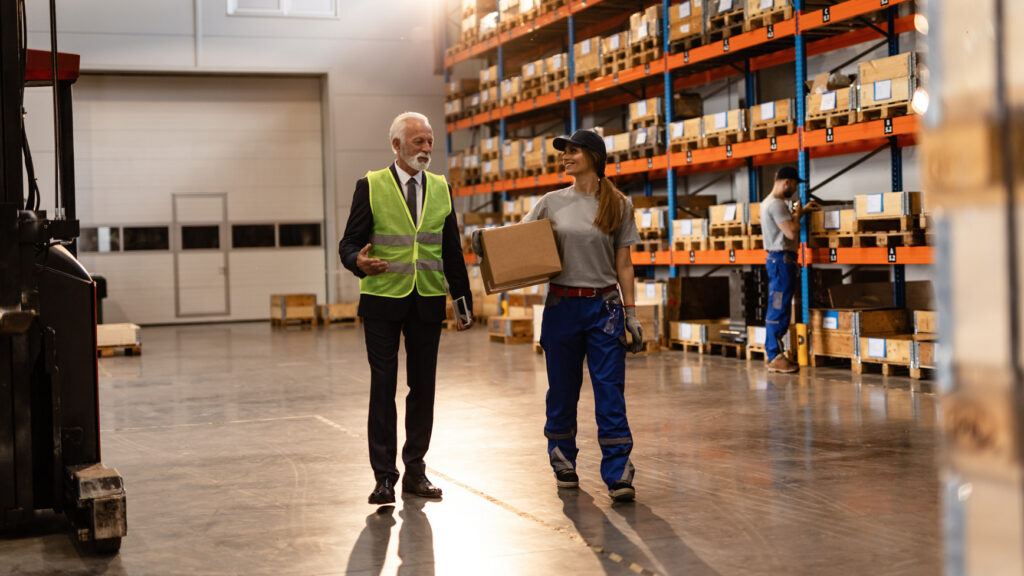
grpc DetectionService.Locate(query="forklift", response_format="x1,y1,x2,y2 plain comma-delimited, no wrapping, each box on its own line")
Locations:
1,0,127,553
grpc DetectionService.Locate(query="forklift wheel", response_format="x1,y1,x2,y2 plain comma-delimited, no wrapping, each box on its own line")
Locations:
92,537,122,555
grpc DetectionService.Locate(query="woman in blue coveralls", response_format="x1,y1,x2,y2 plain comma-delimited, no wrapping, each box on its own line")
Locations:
521,129,645,502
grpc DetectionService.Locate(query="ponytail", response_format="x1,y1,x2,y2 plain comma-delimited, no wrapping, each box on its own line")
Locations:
593,176,628,234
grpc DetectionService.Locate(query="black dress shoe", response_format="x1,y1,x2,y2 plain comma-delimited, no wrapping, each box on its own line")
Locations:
369,478,396,505
402,476,443,499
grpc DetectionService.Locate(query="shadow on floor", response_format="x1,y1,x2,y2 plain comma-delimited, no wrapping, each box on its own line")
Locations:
344,500,436,576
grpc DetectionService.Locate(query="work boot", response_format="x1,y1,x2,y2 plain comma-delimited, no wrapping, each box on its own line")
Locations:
555,469,579,488
609,481,635,502
767,354,799,373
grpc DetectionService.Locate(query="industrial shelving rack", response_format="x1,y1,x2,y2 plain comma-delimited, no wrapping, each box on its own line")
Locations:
444,0,924,329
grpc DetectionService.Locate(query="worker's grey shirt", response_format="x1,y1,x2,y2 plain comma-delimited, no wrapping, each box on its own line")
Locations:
760,194,798,252
523,186,641,288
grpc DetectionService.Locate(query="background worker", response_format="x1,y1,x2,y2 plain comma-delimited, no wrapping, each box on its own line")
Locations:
760,166,819,373
520,129,643,502
339,111,473,505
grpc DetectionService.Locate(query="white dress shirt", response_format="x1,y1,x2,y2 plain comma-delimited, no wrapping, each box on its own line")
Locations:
394,163,424,223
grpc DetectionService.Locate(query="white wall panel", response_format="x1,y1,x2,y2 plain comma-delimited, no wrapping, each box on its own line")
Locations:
79,253,177,324
229,249,325,318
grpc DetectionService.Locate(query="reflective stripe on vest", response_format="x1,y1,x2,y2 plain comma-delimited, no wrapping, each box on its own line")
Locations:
359,168,451,298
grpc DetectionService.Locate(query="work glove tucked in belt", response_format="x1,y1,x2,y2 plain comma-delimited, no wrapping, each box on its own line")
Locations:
624,306,644,354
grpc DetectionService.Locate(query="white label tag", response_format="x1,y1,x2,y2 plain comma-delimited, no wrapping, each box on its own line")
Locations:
824,210,841,230
531,285,539,294
581,41,591,55
866,193,884,214
611,34,620,50
642,212,653,228
679,23,690,34
723,204,737,221
760,101,776,121
678,323,693,340
638,22,649,39
679,2,691,17
646,284,656,299
820,91,837,111
874,79,893,102
526,63,536,76
637,100,648,117
554,54,562,68
719,0,733,11
635,130,648,145
760,0,773,9
604,136,615,151
867,338,887,359
754,326,767,345
672,122,684,139
714,112,728,130
823,315,839,330
485,139,494,150
525,140,534,153
679,219,693,236
481,90,489,102
503,143,511,156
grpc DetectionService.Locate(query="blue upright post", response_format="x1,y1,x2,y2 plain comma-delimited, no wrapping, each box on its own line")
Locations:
887,6,906,309
498,45,508,207
745,59,758,204
663,0,678,278
795,0,810,325
569,14,578,132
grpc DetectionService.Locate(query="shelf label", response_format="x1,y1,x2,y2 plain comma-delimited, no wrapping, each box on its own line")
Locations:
678,323,693,340
582,41,591,55
611,34,621,50
679,1,692,18
672,122,684,139
604,136,615,151
820,91,837,111
636,130,648,145
874,79,892,102
648,157,654,169
866,338,887,359
884,118,894,135
822,6,830,22
614,73,619,84
729,249,736,263
826,127,834,143
686,150,693,163
719,0,734,11
823,311,839,330
888,246,897,263
554,54,562,68
723,38,730,52
526,63,536,77
637,100,648,116
829,248,838,263
767,24,775,39
650,251,657,263
753,326,767,345
616,162,622,174
726,144,733,158
689,250,696,263
646,283,656,299
760,101,776,121
881,0,889,5
684,50,690,63
678,219,693,236
866,193,884,214
760,0,773,8
714,112,728,129
535,176,540,185
770,137,778,151
723,204,737,221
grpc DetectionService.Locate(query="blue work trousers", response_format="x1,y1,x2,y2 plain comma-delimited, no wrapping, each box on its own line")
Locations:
765,251,798,362
539,293,635,488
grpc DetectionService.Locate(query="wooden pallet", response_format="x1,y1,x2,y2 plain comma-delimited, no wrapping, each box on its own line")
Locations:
606,150,631,164
489,333,532,344
705,12,746,43
674,238,708,252
521,165,546,177
629,143,664,159
808,233,856,249
910,366,935,380
702,130,747,148
710,235,751,251
853,358,914,377
639,227,666,240
750,121,795,140
574,68,603,84
710,340,746,359
669,34,703,54
543,78,569,94
670,138,702,153
627,43,662,68
668,339,710,354
539,0,565,11
709,222,750,237
628,118,660,130
97,345,141,358
744,6,793,32
519,86,545,101
809,354,855,368
479,100,500,113
480,172,503,183
745,344,767,362
600,59,629,78
631,340,662,356
853,230,927,248
805,111,856,131
858,100,912,123
271,317,319,328
632,239,669,253
855,215,920,234
748,235,764,250
504,169,524,180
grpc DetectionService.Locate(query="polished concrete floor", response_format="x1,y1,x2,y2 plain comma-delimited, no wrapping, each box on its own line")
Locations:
1,322,940,575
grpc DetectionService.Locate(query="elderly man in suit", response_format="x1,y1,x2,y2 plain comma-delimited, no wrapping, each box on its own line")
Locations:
339,111,473,505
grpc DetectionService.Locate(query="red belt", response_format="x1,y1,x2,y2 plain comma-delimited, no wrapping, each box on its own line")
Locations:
549,284,618,298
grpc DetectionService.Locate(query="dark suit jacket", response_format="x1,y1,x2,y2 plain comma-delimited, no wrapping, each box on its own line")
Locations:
339,164,473,323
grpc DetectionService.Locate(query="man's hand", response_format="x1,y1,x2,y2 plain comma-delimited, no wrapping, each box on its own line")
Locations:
357,243,389,276
794,200,821,218
456,312,474,331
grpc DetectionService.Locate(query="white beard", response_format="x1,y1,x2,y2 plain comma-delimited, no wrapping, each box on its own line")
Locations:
402,148,431,172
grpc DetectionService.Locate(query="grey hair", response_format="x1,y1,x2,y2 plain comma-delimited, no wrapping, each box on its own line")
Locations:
389,112,430,152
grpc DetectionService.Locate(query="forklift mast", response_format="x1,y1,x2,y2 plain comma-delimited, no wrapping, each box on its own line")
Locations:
0,0,126,554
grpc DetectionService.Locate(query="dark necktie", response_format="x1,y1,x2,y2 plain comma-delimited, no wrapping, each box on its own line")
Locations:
406,178,418,225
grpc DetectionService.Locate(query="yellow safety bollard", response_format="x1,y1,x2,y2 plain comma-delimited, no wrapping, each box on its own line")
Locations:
796,323,809,366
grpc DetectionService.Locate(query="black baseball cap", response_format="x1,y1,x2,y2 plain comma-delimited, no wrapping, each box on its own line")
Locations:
552,129,607,177
775,166,806,182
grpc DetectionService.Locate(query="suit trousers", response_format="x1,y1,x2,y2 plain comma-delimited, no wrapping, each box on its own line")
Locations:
363,306,443,484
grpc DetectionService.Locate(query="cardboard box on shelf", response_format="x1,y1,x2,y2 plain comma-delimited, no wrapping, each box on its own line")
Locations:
521,58,544,81
479,65,499,86
574,37,602,78
602,32,629,55
500,76,523,104
634,207,670,232
502,140,524,174
673,218,709,239
668,0,703,42
702,109,747,137
854,191,923,220
669,118,703,143
810,208,856,235
750,99,793,126
523,136,549,170
478,11,499,38
808,87,856,116
915,310,937,334
858,52,918,85
478,220,563,294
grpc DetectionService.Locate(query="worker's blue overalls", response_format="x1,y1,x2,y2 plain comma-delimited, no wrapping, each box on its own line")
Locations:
539,287,635,488
765,250,798,362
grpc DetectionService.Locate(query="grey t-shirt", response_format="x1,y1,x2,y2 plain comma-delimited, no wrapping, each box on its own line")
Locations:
760,194,798,252
522,186,641,287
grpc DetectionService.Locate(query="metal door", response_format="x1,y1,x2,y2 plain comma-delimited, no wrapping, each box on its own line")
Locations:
173,194,229,317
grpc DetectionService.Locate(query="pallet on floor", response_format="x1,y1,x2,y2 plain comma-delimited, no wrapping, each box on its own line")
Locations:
707,339,746,359
745,343,767,362
488,317,533,344
668,339,710,354
271,294,318,327
97,345,141,358
317,303,360,325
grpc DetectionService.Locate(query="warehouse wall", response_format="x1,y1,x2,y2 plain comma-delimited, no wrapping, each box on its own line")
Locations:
23,0,446,311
